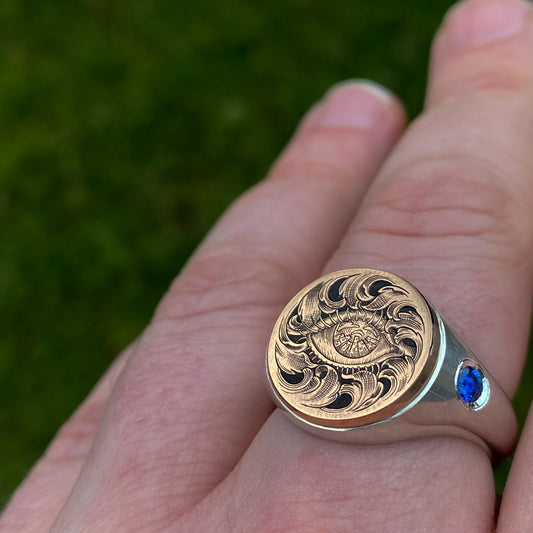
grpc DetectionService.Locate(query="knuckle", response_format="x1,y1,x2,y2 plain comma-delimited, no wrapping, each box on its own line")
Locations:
155,247,297,322
273,155,348,187
271,130,361,185
113,319,236,411
459,63,525,93
432,61,528,104
360,160,517,247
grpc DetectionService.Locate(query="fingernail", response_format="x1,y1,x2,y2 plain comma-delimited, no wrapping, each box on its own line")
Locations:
444,0,529,48
318,80,394,130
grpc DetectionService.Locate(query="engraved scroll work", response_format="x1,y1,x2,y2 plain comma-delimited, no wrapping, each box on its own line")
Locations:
267,269,436,427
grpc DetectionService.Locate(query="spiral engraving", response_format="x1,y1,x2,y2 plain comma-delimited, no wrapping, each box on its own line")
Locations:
267,269,436,426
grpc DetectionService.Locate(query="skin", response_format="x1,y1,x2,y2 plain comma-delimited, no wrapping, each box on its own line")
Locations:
3,0,533,530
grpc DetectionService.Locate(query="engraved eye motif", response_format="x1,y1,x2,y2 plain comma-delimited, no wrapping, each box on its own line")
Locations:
307,310,400,368
269,269,430,420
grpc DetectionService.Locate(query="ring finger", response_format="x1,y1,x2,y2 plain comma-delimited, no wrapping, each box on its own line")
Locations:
194,1,533,531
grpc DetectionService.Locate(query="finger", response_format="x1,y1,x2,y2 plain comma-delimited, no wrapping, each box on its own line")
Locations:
0,346,132,533
187,411,496,532
0,93,338,533
198,1,533,530
497,402,533,530
49,82,406,530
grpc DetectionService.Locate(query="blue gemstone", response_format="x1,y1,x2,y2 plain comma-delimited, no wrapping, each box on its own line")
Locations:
457,366,483,403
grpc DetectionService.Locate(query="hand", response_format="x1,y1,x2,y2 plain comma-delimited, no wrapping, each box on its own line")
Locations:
3,0,533,531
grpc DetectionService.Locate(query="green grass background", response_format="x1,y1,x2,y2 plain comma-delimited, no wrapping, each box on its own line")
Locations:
1,0,531,505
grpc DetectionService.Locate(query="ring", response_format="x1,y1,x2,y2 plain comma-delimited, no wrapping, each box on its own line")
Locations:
265,268,517,458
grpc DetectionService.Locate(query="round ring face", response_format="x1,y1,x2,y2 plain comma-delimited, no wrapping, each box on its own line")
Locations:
266,268,438,429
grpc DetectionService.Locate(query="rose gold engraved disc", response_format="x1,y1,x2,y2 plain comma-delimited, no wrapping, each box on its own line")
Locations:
266,268,439,429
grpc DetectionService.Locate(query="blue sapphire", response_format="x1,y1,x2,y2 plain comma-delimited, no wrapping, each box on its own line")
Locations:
457,366,483,403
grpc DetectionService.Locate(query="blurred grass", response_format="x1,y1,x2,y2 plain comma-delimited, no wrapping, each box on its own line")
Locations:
0,0,531,504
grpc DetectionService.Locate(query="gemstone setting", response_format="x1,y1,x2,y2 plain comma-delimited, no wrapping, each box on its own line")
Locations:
455,361,489,410
457,366,483,403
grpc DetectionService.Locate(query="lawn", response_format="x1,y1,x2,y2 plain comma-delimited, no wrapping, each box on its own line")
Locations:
1,0,530,504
